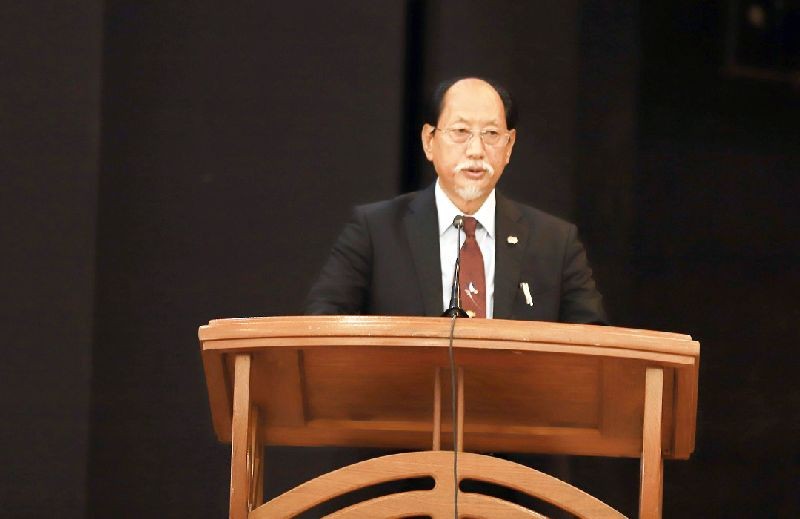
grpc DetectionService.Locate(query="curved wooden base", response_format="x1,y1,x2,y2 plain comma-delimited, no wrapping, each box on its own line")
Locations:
253,450,626,518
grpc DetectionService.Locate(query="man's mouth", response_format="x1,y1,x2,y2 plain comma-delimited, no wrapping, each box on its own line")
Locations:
461,168,485,179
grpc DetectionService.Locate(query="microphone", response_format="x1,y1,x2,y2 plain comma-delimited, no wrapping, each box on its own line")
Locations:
442,215,469,318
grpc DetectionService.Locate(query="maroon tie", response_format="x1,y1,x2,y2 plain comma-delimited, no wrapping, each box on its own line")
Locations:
459,216,486,318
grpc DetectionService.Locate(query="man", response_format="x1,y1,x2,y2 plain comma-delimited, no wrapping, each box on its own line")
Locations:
306,77,606,324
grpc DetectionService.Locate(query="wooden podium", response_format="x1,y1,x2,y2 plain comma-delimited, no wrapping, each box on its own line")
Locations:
199,316,699,518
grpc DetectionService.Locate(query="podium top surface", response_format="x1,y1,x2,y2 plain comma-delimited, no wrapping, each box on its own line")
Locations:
199,316,699,459
200,315,697,356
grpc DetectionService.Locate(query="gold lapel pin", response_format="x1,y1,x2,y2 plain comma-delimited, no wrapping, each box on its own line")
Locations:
507,236,518,244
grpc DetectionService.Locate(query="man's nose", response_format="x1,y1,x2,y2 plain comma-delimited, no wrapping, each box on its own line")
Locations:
465,132,485,158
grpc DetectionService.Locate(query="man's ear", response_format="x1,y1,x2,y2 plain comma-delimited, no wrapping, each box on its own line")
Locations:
421,124,435,161
505,129,517,164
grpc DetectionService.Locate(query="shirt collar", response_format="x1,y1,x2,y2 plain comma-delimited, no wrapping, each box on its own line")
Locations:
434,179,496,238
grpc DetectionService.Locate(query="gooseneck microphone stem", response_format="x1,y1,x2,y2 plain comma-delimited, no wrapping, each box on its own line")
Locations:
442,215,468,318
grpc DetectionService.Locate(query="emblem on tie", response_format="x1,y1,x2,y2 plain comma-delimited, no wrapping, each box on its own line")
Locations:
465,281,479,305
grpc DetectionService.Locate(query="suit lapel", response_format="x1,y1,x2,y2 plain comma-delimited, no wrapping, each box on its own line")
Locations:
404,184,443,316
493,192,527,319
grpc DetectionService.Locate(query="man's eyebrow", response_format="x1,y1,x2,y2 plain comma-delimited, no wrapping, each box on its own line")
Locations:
448,115,502,125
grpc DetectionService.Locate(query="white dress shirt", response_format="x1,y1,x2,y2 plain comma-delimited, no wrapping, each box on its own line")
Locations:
435,180,496,318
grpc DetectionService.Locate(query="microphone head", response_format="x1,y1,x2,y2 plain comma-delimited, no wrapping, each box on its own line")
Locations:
452,215,464,229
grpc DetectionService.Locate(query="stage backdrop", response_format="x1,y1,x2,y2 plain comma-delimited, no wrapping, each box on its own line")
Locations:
1,2,797,518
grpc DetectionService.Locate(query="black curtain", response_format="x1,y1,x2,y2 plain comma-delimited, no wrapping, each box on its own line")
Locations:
2,1,797,517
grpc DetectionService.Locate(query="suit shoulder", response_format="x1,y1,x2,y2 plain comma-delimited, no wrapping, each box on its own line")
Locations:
355,190,417,214
352,189,430,227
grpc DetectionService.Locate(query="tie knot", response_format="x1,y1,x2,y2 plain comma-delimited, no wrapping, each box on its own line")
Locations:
462,216,478,237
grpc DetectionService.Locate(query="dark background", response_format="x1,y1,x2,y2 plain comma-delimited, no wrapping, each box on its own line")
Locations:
2,1,797,517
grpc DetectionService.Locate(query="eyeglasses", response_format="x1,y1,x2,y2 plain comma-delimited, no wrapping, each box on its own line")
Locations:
434,126,511,146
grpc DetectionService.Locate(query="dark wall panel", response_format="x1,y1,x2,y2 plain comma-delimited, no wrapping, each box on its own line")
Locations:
0,2,102,517
418,0,583,219
5,1,796,517
574,1,639,324
636,3,800,517
89,3,406,517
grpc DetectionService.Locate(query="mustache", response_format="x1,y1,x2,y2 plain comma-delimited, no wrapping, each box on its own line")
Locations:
454,160,495,176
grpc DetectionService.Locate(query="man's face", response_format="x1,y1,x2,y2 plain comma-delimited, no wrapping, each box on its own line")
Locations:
421,78,516,214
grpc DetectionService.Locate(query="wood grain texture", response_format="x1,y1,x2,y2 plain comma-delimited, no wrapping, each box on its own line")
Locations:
198,316,699,517
457,367,464,453
199,316,698,460
433,367,441,450
230,354,251,519
639,368,664,519
248,405,263,509
200,316,695,354
252,450,625,518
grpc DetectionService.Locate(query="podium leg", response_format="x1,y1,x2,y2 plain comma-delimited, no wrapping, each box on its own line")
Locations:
248,405,263,509
639,367,664,519
433,366,465,451
457,367,464,452
254,443,264,506
432,368,442,450
230,354,253,519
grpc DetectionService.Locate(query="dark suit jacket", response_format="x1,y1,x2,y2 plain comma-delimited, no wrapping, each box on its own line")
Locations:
306,183,607,324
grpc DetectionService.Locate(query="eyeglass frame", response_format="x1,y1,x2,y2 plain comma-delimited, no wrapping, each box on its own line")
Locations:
432,126,513,147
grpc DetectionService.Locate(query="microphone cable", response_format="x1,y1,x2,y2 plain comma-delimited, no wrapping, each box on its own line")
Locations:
447,311,459,519
446,214,465,519
441,214,466,517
